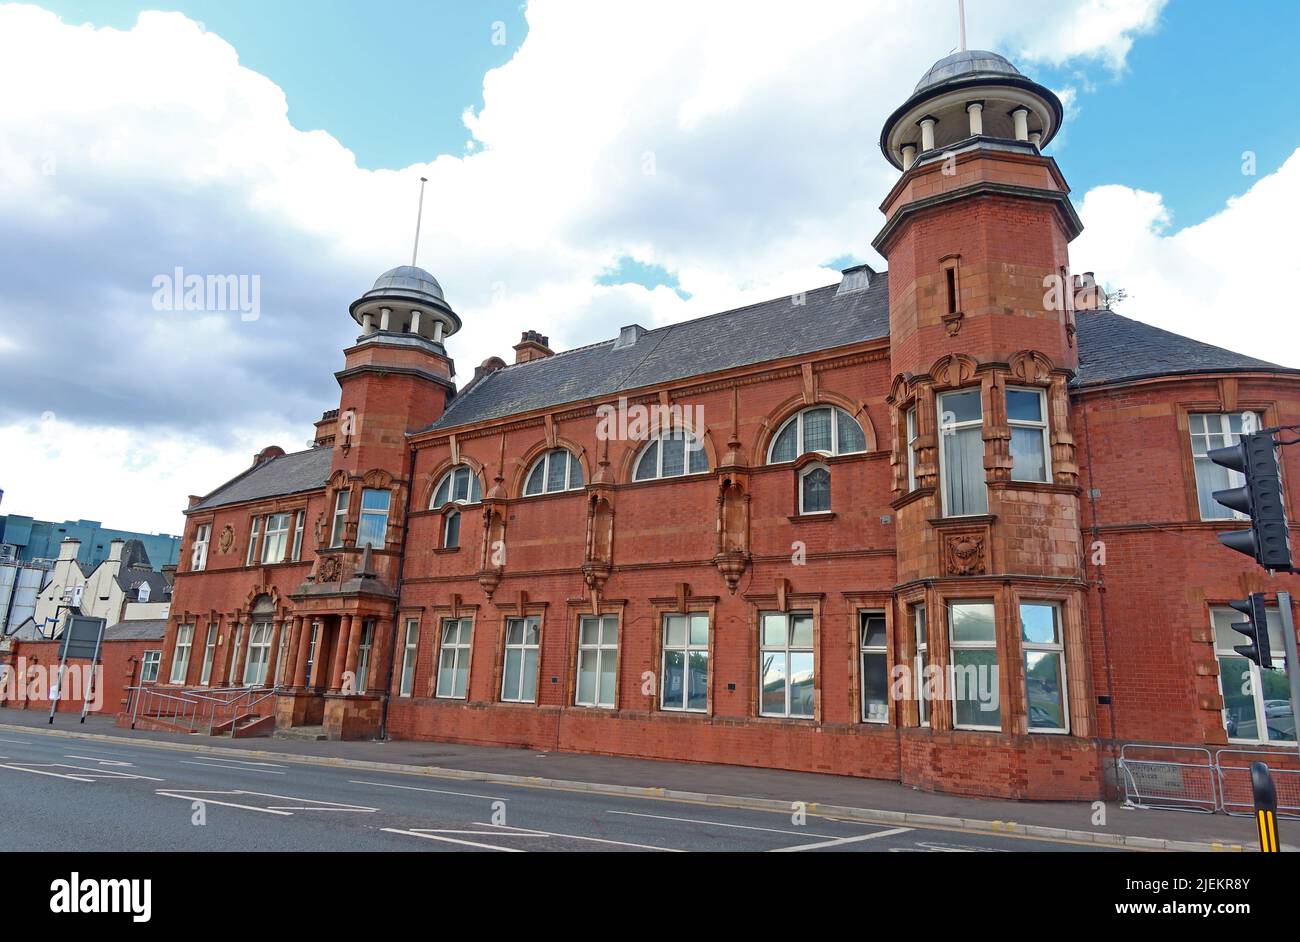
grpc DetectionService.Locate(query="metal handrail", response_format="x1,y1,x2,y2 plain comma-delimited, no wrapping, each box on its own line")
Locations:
126,683,280,734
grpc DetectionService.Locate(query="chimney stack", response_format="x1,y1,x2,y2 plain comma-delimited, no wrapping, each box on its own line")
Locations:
513,331,553,364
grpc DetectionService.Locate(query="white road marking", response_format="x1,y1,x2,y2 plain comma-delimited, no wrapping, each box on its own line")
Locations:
0,763,96,782
154,788,377,815
183,756,287,769
180,760,285,775
45,763,165,782
0,738,34,745
350,779,510,802
156,790,293,816
771,827,912,852
606,809,836,838
381,827,525,852
66,755,135,767
484,822,682,852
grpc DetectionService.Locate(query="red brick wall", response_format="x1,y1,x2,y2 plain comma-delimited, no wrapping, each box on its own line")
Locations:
0,638,159,715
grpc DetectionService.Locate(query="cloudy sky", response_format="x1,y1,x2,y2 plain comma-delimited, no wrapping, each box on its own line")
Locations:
1,0,1298,536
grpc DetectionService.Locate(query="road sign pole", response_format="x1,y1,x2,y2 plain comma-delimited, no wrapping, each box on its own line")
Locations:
1277,592,1300,762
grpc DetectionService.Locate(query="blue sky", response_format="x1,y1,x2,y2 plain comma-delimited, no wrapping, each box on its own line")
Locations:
2,0,1298,532
42,0,530,168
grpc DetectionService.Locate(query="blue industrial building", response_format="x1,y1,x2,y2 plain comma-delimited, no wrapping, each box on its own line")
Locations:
0,514,180,569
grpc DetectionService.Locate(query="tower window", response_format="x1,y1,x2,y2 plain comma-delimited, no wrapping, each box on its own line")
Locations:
946,266,958,315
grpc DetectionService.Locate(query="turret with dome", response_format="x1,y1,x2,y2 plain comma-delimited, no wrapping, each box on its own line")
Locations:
349,263,462,349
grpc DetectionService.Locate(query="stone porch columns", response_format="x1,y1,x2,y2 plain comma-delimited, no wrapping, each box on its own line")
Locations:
264,619,285,687
232,623,251,688
343,618,362,694
329,615,353,693
292,617,312,689
285,616,305,688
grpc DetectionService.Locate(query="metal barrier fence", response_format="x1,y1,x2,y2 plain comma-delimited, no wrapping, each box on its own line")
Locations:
1118,744,1219,813
1118,742,1300,818
1215,749,1300,820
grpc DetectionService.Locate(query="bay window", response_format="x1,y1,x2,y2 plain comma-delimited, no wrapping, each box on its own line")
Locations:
1191,413,1263,520
938,390,987,516
1020,602,1068,733
1008,387,1049,483
330,489,349,546
948,601,1000,730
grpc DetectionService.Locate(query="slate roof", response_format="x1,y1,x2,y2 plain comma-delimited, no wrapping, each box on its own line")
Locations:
423,275,891,431
105,619,168,642
191,446,334,512
420,276,1293,434
1072,309,1291,387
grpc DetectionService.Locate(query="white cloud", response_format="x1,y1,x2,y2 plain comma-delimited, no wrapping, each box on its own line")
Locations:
1072,148,1300,368
0,0,1168,532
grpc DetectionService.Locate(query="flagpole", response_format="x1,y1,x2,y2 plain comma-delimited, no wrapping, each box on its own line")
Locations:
411,176,428,267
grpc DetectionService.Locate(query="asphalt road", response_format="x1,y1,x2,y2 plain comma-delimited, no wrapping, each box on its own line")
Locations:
0,730,1115,852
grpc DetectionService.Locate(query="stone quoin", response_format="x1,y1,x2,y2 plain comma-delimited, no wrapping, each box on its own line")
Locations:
152,49,1300,800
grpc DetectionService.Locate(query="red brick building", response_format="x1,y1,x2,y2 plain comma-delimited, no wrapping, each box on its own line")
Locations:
155,50,1299,799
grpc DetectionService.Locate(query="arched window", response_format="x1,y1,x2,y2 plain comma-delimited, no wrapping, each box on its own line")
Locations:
799,462,831,514
523,448,584,496
633,429,709,481
443,509,461,549
431,465,482,508
767,406,866,464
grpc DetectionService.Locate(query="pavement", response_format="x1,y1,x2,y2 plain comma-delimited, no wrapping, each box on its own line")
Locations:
0,707,1280,851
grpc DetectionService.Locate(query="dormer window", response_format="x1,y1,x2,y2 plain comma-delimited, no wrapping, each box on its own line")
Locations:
137,582,151,603
523,449,584,496
767,406,866,464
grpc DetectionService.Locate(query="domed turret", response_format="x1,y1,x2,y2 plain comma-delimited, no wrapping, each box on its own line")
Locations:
880,49,1063,171
348,264,461,347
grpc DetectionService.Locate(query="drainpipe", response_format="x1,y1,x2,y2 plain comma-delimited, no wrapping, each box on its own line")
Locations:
378,443,418,741
1080,397,1121,786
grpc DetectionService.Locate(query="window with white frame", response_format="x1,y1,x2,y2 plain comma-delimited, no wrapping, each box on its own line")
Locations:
140,649,161,684
356,621,373,693
767,406,867,463
169,624,194,684
938,389,987,516
905,406,918,491
798,462,831,514
191,523,211,572
523,449,584,496
245,516,261,566
634,429,709,480
330,489,349,546
443,510,461,549
243,622,273,686
948,601,1000,729
357,488,390,549
860,612,888,723
1191,413,1263,520
661,613,708,712
261,513,291,564
436,618,472,699
399,619,420,697
913,605,930,726
502,616,541,703
1213,607,1293,743
759,611,815,718
199,623,218,686
291,510,305,561
1020,602,1068,733
432,465,482,507
1008,387,1050,483
229,625,243,685
575,615,618,708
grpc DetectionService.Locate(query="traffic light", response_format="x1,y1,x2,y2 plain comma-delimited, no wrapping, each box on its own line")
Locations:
1226,593,1272,668
1209,430,1293,572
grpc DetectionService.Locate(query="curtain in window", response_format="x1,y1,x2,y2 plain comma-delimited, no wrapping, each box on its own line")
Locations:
946,426,987,515
1010,427,1047,482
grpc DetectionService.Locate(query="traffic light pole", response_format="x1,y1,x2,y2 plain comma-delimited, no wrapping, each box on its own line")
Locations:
1278,592,1300,762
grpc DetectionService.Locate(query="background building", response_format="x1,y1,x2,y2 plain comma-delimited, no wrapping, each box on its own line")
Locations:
0,513,180,570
